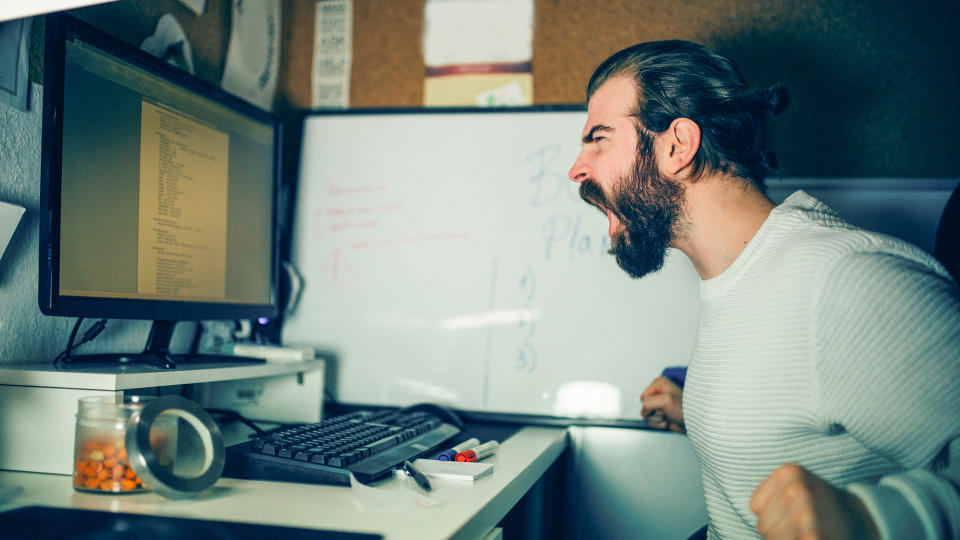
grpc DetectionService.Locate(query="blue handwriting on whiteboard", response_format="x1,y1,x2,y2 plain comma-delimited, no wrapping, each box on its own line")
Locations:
526,145,578,207
542,214,611,260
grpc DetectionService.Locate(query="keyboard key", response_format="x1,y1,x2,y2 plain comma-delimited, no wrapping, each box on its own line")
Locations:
365,435,399,453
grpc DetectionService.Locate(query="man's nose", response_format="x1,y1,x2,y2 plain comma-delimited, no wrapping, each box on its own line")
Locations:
568,152,590,183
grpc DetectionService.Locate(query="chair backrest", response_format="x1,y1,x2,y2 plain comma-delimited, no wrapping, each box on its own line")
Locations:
935,183,960,285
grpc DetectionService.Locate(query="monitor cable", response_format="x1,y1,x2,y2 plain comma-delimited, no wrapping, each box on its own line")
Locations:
203,408,270,437
53,317,109,367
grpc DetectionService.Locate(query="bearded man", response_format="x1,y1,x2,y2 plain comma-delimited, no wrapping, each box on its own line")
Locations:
568,40,960,540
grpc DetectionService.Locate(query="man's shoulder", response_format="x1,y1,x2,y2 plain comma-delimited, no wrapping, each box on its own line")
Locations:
765,191,941,273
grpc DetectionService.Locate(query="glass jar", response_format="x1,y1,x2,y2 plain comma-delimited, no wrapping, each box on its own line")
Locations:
72,395,151,493
72,394,225,498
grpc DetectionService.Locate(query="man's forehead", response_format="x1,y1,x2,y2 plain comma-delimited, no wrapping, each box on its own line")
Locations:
583,76,637,134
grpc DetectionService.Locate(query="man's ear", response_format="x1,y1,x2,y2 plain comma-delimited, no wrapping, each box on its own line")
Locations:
658,118,701,178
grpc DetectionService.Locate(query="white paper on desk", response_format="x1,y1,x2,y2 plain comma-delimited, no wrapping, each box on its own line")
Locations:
412,459,493,481
0,200,25,263
0,17,31,111
221,0,281,112
349,473,440,511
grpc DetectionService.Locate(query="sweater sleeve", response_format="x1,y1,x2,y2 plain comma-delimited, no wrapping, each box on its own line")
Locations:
814,251,960,539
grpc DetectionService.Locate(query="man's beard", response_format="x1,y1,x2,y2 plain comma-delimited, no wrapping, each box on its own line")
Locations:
579,132,686,279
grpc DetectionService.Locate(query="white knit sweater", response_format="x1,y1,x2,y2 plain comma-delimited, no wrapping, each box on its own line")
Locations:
684,191,960,539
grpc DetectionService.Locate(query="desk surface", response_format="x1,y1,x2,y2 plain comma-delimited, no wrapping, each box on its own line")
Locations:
0,426,567,540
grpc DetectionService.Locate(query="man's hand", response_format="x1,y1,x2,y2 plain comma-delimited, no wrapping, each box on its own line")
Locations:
750,463,880,540
640,376,685,433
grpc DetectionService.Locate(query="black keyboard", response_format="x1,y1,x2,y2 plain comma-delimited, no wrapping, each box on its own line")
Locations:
223,408,461,486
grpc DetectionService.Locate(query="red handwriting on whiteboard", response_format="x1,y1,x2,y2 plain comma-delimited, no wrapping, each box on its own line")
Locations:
312,203,405,233
326,184,388,195
350,232,471,250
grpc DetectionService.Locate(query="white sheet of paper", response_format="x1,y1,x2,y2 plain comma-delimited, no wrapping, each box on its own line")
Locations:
0,200,25,263
411,459,493,481
423,0,533,66
349,472,440,511
221,0,281,111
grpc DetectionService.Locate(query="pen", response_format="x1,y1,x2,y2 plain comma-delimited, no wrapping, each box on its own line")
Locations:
455,440,499,462
436,437,480,461
403,460,432,492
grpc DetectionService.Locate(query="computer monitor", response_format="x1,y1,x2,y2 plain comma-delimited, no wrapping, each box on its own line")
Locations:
39,14,281,369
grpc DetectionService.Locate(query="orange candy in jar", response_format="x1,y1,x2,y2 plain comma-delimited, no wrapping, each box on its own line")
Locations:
72,396,149,493
72,438,144,492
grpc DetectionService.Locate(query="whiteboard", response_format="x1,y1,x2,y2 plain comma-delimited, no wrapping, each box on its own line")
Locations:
282,108,702,420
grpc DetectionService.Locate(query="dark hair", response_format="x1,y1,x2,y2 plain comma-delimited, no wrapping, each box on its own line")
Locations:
587,40,788,185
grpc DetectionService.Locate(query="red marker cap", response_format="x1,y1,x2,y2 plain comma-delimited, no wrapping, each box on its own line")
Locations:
455,450,477,462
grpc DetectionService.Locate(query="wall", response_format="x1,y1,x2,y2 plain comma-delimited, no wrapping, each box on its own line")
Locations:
0,85,155,364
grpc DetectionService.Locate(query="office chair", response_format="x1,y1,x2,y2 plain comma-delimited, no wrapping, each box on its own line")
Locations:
935,183,960,285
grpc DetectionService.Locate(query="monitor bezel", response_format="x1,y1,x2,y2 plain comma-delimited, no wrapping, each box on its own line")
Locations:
39,13,282,322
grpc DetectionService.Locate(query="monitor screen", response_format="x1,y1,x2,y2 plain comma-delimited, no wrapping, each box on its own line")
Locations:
39,15,281,365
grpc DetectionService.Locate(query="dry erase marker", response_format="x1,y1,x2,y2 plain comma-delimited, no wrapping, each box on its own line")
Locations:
455,440,499,462
436,437,480,461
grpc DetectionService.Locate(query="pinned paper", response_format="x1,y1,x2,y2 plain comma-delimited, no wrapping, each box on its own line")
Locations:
0,200,25,264
423,0,534,107
221,0,281,111
349,473,440,511
312,0,352,108
140,14,195,74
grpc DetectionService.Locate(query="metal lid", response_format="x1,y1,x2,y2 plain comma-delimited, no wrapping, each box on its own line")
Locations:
125,395,225,499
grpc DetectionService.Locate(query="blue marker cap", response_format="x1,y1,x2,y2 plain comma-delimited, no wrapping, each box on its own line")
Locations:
436,449,458,461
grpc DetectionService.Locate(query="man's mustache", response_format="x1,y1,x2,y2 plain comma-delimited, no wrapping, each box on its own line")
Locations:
579,179,611,213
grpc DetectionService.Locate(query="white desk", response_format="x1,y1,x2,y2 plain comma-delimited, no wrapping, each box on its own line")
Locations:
0,426,568,540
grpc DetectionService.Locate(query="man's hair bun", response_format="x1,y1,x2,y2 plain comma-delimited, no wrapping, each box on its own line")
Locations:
761,83,789,115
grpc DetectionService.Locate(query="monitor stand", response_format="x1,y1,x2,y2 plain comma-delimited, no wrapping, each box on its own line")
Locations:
59,320,266,370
